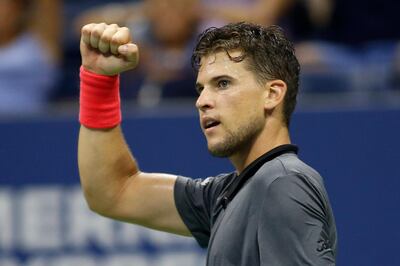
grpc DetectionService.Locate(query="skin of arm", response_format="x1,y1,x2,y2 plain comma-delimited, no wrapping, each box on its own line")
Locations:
78,23,190,236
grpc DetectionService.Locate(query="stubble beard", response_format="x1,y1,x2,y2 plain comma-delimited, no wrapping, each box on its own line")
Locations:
208,117,265,158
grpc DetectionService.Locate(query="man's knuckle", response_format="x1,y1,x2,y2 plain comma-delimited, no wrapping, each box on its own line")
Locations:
120,27,131,35
111,36,122,45
101,34,112,43
92,24,106,34
92,28,104,37
91,31,100,39
81,24,93,34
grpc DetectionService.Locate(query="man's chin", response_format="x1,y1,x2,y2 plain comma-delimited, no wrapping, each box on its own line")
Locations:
208,144,233,158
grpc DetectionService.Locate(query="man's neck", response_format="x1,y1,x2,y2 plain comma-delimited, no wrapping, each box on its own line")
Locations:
230,124,291,174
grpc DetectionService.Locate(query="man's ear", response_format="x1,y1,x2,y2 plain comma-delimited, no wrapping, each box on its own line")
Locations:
264,79,287,110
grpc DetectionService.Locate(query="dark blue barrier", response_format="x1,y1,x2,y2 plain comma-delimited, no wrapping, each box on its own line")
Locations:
0,107,399,265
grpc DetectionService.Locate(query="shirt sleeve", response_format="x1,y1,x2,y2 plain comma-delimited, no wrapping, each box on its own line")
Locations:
174,175,221,248
258,174,336,265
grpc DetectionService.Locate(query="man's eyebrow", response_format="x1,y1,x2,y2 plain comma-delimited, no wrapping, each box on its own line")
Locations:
196,75,235,88
211,75,234,82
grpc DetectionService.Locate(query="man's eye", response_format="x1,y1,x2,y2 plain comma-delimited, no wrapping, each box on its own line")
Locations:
217,80,230,89
196,86,204,94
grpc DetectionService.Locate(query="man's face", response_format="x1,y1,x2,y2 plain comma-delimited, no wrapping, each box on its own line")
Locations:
196,50,267,157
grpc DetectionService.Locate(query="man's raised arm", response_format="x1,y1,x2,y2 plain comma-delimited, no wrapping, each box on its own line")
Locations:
77,23,190,236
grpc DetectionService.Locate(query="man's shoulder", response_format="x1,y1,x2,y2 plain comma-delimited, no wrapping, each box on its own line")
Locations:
252,154,333,219
253,153,325,190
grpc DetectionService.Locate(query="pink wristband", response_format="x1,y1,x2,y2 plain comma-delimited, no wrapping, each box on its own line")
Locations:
79,66,121,129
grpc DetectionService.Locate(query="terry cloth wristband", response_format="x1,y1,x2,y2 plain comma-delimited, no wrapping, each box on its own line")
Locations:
79,66,121,129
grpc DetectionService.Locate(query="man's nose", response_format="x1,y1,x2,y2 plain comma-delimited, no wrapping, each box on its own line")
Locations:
196,88,214,111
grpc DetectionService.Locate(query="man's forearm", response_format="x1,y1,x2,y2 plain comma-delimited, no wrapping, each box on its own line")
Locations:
78,125,138,215
75,23,190,234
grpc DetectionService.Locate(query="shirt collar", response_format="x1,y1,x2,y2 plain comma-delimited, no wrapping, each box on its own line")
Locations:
218,144,298,209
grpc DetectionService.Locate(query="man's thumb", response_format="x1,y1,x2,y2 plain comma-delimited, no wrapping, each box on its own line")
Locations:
118,43,139,64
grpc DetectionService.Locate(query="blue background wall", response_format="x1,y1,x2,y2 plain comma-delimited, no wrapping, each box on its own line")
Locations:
1,107,399,265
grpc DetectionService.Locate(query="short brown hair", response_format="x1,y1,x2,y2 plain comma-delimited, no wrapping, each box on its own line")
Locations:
192,22,300,126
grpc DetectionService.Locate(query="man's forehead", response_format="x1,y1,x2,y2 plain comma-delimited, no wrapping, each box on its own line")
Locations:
199,50,244,66
197,50,247,78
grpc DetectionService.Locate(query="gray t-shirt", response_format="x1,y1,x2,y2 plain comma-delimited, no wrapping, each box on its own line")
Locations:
174,145,337,265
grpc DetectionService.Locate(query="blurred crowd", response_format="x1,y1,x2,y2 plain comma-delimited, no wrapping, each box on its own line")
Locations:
0,0,61,114
1,0,400,115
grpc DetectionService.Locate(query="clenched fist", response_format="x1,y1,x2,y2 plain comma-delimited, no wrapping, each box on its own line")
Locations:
80,23,139,76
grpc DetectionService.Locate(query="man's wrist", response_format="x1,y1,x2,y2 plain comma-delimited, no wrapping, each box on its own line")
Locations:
79,66,122,129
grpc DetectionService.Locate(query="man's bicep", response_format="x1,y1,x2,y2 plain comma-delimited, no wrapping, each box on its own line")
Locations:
258,175,335,265
106,172,192,236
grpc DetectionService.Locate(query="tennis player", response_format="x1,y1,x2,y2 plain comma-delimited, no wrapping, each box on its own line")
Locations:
78,22,337,265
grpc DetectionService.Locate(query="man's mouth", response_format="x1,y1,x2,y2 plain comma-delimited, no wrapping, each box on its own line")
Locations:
203,118,221,131
205,120,220,129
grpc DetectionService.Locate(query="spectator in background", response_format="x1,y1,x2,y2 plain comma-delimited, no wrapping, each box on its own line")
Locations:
74,0,201,107
200,0,293,29
73,0,301,106
131,0,201,106
195,0,400,94
74,0,400,101
0,0,61,115
287,0,400,93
